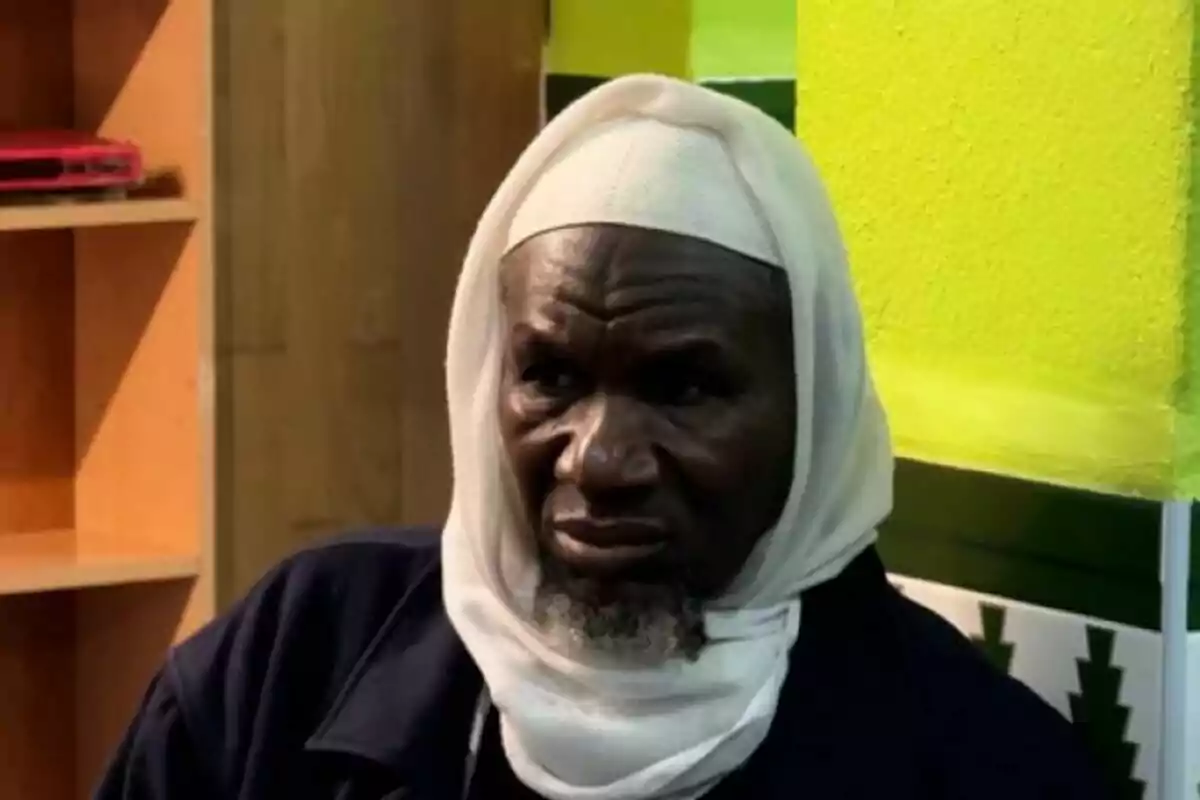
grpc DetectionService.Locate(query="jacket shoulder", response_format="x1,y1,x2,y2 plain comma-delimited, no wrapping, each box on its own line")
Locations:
173,523,444,679
234,525,444,608
164,526,446,788
184,525,442,647
887,593,1108,797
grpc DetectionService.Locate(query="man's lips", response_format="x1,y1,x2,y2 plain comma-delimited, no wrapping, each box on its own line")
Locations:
549,516,670,571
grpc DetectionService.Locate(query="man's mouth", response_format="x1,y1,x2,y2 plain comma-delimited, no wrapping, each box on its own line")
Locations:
549,516,670,573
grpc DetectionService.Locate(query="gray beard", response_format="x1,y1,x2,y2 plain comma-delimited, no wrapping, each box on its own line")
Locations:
532,570,707,663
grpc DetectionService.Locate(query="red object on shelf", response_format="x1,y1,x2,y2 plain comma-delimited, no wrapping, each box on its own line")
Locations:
0,130,143,193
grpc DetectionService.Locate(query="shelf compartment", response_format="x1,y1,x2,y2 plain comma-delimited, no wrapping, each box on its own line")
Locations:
0,580,204,798
0,197,196,232
0,529,200,595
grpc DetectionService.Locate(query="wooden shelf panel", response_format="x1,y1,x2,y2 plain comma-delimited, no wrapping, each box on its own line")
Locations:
0,530,200,596
0,198,197,233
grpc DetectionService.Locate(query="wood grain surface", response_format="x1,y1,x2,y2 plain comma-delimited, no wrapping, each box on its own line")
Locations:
214,0,544,602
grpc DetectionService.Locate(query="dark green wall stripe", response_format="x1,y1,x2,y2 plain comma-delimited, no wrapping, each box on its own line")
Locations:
545,75,797,132
545,75,608,120
881,533,1162,630
880,459,1200,631
885,461,1160,579
699,79,795,132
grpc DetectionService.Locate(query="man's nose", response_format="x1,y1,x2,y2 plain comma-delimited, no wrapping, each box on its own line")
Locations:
555,394,659,494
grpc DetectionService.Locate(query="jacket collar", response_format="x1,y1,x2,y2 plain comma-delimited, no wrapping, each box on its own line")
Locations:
302,543,890,794
304,557,483,793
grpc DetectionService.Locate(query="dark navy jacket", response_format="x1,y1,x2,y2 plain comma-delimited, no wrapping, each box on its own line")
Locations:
94,527,1109,799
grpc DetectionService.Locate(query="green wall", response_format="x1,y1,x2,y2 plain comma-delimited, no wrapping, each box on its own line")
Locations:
690,0,796,78
544,0,796,128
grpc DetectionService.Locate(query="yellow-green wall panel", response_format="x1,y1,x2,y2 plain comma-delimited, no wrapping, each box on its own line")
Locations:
545,0,691,78
798,2,1192,498
690,0,795,79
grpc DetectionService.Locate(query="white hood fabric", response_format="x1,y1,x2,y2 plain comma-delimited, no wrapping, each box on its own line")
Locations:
441,74,894,800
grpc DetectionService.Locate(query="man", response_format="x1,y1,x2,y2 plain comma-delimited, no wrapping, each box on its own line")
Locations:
96,75,1106,799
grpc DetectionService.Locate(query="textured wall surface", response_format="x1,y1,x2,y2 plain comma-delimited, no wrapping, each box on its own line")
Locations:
1178,6,1200,496
544,1,797,130
797,2,1193,498
690,0,795,78
546,0,795,80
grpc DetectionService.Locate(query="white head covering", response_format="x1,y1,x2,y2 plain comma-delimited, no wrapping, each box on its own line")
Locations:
442,74,893,800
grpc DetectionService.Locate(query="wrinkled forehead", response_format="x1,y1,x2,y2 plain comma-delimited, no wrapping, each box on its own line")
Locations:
499,223,790,320
496,225,794,370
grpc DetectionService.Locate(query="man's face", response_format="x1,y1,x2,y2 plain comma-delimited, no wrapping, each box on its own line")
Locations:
498,223,796,661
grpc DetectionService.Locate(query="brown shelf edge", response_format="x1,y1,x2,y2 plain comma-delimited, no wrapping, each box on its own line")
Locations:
0,198,198,233
0,554,202,596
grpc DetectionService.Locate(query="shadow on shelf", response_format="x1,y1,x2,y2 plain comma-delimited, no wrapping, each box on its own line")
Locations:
0,0,170,131
71,0,171,133
0,576,196,798
0,231,75,532
74,222,191,466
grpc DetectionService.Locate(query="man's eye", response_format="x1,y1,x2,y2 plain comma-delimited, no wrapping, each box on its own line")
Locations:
654,380,703,406
521,362,579,393
645,370,725,407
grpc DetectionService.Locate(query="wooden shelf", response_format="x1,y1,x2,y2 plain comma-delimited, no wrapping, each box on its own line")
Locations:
1,0,215,795
0,530,200,596
0,197,197,233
